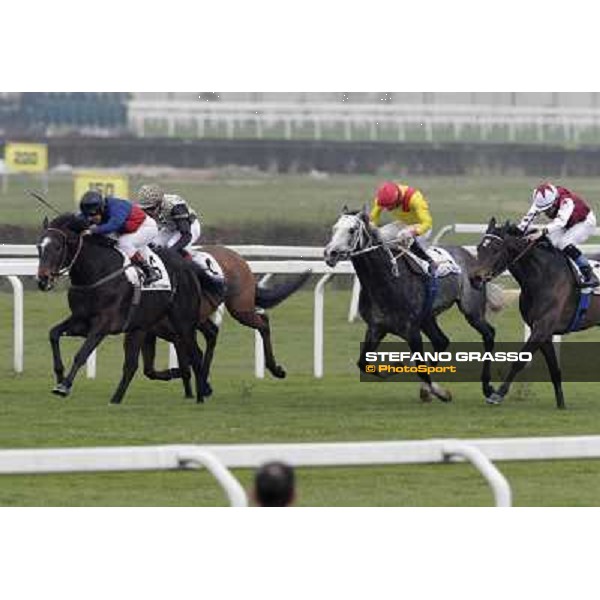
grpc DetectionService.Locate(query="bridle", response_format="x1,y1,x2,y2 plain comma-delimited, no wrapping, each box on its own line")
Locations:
478,232,538,281
40,227,84,277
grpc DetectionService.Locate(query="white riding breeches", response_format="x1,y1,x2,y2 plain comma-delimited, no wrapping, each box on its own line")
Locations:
117,216,159,259
154,219,201,252
378,222,432,246
548,212,597,250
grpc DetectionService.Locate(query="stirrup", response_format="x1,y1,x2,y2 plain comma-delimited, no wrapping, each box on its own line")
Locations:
580,277,599,289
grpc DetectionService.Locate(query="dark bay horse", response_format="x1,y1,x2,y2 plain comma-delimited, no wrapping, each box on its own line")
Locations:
141,245,312,398
37,213,205,404
324,209,504,402
470,218,600,409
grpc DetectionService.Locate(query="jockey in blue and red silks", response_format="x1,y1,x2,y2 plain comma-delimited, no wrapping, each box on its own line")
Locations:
518,183,599,288
79,190,161,284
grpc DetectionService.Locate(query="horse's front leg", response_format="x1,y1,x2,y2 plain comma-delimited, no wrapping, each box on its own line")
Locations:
407,328,452,403
49,317,76,385
357,323,387,374
487,326,547,406
53,326,107,398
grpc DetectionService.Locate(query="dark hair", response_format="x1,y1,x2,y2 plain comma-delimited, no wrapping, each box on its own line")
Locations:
254,462,295,507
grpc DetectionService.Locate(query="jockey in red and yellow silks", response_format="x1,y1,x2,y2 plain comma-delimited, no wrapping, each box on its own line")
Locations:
370,181,437,275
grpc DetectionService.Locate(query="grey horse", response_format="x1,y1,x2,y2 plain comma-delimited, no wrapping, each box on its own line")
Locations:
324,208,505,402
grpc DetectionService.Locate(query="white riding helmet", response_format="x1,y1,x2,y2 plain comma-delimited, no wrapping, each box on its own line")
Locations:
532,184,559,211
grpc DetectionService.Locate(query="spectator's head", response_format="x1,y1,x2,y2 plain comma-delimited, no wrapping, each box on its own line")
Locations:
253,462,296,507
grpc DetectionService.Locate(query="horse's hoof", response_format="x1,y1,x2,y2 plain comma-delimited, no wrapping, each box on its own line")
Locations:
201,381,213,398
437,390,453,404
272,366,287,379
419,387,433,403
109,398,122,405
196,397,205,405
52,383,71,398
486,393,504,406
431,384,452,403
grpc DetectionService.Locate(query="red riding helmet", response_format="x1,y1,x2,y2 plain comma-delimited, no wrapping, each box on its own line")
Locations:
376,182,400,209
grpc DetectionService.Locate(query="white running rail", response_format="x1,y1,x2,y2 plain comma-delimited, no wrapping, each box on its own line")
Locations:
6,435,600,506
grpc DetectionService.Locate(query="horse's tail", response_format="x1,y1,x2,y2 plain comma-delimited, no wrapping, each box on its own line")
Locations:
256,271,312,309
486,282,506,313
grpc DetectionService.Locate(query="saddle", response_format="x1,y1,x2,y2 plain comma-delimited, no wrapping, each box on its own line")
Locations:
391,245,462,278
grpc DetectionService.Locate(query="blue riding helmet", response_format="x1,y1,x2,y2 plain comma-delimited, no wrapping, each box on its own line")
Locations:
80,191,106,217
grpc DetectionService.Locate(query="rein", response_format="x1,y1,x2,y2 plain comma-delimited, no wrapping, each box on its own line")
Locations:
481,232,538,278
70,265,134,291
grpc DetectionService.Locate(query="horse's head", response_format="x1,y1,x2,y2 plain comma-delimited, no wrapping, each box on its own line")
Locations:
324,207,374,267
37,213,87,291
470,217,529,288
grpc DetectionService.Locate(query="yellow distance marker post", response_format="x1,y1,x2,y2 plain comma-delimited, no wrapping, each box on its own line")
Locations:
3,142,49,193
74,172,130,206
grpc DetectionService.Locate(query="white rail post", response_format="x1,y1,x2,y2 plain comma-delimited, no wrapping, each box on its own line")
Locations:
314,274,333,378
179,448,248,508
86,351,97,379
348,276,361,323
7,276,23,373
169,344,178,369
442,441,512,507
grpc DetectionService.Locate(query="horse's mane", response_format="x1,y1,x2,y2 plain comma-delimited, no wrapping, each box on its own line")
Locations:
495,220,560,256
48,213,88,234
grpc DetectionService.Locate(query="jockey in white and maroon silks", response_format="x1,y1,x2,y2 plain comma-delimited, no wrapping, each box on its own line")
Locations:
518,183,598,288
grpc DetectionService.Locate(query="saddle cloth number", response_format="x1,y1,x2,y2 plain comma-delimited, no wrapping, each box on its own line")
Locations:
123,248,172,291
192,251,225,279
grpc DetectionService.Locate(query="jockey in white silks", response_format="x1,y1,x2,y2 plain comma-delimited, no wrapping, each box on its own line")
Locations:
137,184,226,297
518,183,598,288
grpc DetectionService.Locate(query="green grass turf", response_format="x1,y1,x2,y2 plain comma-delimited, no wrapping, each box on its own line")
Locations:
2,287,600,506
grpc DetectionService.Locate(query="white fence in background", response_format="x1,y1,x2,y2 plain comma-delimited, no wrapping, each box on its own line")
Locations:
3,230,600,378
128,100,600,144
4,436,600,506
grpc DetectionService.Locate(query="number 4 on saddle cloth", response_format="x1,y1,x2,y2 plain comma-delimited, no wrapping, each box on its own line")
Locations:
122,248,172,292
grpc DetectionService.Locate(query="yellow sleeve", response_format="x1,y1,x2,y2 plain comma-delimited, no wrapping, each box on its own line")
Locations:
411,192,433,236
370,198,383,226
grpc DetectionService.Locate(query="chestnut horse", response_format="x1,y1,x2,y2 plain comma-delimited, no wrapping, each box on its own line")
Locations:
141,245,311,398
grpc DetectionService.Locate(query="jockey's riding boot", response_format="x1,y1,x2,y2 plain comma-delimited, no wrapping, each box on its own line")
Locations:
131,252,161,285
564,244,599,288
577,259,599,288
410,240,438,277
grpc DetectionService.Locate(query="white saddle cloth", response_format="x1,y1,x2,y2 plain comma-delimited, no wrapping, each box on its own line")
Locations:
122,248,172,292
192,251,225,280
408,246,462,278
